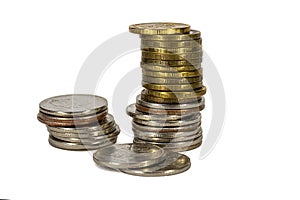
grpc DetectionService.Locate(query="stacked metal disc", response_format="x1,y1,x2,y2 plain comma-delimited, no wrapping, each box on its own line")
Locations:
37,94,120,151
128,22,205,152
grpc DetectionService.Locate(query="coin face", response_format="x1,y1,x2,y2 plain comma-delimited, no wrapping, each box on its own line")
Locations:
93,143,166,169
129,22,190,35
120,151,191,177
39,94,107,117
140,30,201,41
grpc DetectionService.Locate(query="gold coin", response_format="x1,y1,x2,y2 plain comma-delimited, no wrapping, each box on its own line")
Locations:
142,51,202,60
142,75,202,84
129,22,190,35
140,30,201,41
144,87,206,99
142,47,201,54
141,58,202,66
141,91,204,104
141,39,201,48
142,81,202,91
141,63,202,72
142,69,202,78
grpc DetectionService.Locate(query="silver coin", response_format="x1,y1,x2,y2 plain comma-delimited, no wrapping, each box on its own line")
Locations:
136,95,205,110
39,94,107,117
93,143,166,169
126,104,197,121
49,126,120,143
132,121,201,133
120,151,191,177
48,135,117,151
134,130,202,143
132,126,202,139
132,114,201,127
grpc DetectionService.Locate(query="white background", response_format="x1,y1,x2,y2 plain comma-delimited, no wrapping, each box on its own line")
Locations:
0,0,299,199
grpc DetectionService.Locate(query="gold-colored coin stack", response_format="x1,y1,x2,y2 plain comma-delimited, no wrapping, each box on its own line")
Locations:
128,22,206,152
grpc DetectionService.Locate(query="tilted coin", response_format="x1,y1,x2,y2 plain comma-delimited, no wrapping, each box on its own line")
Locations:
48,135,117,151
141,92,205,104
132,115,201,127
93,143,166,169
142,75,202,84
140,29,201,41
141,63,202,72
144,87,206,99
141,39,201,48
142,69,202,78
142,47,201,54
129,22,190,35
141,58,201,66
134,131,202,143
136,95,205,110
120,151,191,177
142,51,202,60
142,81,203,91
126,104,198,121
132,126,203,139
135,103,202,115
132,121,201,133
39,94,107,117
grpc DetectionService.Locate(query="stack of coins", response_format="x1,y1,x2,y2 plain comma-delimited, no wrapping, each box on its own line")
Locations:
37,94,120,151
93,143,191,177
128,22,205,152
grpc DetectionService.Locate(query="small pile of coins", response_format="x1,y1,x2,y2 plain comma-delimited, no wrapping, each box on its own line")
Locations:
93,143,191,177
127,22,205,152
37,94,120,150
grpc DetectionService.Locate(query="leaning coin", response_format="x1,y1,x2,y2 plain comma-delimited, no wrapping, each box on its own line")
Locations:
132,121,201,133
93,143,166,169
136,95,205,110
142,69,202,78
120,151,190,177
140,29,201,41
129,22,190,35
141,63,202,72
39,94,107,117
135,103,202,115
141,58,201,66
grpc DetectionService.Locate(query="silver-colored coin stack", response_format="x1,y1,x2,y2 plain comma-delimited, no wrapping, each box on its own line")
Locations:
37,94,120,151
127,23,205,152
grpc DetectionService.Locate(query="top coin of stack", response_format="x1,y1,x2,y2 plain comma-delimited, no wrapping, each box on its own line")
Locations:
37,94,120,151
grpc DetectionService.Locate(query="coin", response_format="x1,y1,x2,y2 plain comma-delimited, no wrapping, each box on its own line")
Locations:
39,94,107,117
141,39,201,48
142,75,202,84
132,126,202,139
134,131,202,143
141,58,201,66
142,47,201,54
132,115,201,127
132,121,201,133
140,30,201,41
143,81,202,92
129,22,190,35
142,69,202,78
142,51,202,60
166,141,202,152
136,95,204,110
144,87,206,99
93,143,166,169
141,92,204,104
48,135,117,151
141,63,202,72
126,104,198,121
135,103,203,115
120,151,191,177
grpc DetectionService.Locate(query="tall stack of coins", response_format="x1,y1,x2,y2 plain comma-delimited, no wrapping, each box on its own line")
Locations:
37,94,120,151
128,22,205,152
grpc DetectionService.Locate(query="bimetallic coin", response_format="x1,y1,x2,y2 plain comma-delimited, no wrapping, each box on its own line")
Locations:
93,143,166,169
129,22,190,35
39,94,107,117
142,69,202,78
142,51,202,61
142,47,201,54
143,76,202,84
140,29,201,41
135,103,202,115
120,151,191,177
132,121,201,133
141,39,201,48
142,81,202,91
48,135,117,151
136,95,205,110
141,58,201,67
126,104,198,121
132,115,201,127
144,87,206,99
141,63,202,72
132,126,203,139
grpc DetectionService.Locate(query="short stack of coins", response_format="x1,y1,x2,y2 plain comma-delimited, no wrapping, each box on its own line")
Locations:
37,94,120,151
128,22,205,152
